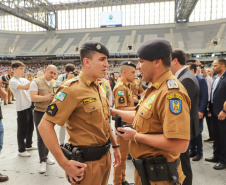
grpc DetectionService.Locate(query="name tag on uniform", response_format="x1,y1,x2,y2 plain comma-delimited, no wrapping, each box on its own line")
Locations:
83,98,97,105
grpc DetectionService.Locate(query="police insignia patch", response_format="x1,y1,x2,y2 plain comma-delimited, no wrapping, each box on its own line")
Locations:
118,91,125,96
144,103,152,110
167,79,179,90
46,103,58,116
96,44,101,50
148,94,156,103
55,92,67,102
169,99,182,114
104,81,110,91
83,98,97,105
119,96,125,103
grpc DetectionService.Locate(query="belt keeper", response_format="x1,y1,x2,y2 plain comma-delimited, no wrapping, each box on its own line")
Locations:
134,132,138,144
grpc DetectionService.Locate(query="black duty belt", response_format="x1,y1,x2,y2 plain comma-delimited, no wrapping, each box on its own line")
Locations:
75,139,111,161
62,138,111,162
132,155,181,185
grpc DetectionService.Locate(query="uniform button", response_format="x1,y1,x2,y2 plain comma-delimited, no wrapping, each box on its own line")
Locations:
141,112,143,115
93,107,95,109
145,96,147,98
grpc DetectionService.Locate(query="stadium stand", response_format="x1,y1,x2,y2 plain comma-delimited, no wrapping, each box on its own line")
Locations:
1,19,226,57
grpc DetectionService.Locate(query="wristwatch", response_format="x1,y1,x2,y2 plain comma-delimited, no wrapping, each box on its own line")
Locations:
223,109,226,113
112,144,120,148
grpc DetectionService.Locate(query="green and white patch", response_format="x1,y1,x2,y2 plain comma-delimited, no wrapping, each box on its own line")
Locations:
118,90,125,96
55,92,67,102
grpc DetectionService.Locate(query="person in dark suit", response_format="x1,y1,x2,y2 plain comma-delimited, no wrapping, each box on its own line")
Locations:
171,50,200,185
187,63,208,161
205,58,226,170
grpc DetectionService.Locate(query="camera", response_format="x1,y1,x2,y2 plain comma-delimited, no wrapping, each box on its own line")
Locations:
72,71,78,77
0,75,10,82
201,65,204,69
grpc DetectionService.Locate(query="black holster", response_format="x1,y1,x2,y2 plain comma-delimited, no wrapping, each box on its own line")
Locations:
133,156,181,185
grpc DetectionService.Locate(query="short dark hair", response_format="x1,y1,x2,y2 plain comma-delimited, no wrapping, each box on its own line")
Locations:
65,63,75,72
172,50,186,65
217,58,226,66
12,61,25,69
161,55,172,67
80,48,95,64
187,63,197,73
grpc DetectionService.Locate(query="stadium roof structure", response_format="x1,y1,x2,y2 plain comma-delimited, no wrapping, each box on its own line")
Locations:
175,0,199,23
0,0,198,31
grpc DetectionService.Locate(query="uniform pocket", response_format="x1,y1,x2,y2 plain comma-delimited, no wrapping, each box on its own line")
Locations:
83,102,102,124
139,109,153,133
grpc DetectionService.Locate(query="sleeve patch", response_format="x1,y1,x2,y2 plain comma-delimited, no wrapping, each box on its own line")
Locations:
118,96,125,104
167,79,179,90
118,90,125,96
55,92,67,102
169,99,182,114
46,103,58,116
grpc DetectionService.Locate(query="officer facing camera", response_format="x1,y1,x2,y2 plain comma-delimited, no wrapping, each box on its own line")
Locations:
111,38,191,185
38,40,121,185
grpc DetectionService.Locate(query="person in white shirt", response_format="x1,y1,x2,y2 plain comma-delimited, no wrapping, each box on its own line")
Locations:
9,61,37,157
30,65,57,174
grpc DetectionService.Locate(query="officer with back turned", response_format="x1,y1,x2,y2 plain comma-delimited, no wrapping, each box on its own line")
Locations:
38,40,121,185
111,38,191,185
113,61,136,185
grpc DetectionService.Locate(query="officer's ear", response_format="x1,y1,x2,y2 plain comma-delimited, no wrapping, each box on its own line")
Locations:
83,57,91,68
154,59,161,67
171,58,178,65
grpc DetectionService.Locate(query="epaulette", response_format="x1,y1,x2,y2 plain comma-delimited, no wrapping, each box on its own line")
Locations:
64,77,79,87
166,79,179,90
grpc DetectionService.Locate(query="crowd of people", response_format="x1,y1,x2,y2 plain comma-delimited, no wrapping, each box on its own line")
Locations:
0,38,225,185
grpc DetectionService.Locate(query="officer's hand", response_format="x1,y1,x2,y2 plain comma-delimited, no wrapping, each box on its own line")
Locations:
218,111,226,121
65,160,87,184
47,93,55,100
198,112,204,119
116,127,137,141
0,79,3,86
112,148,121,168
67,72,75,80
133,97,139,103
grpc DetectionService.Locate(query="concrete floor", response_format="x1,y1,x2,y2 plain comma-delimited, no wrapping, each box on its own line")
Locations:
0,102,226,185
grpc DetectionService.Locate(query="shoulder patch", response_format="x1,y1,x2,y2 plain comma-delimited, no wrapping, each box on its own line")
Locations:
118,90,125,96
169,99,182,114
118,96,125,104
166,79,179,90
83,98,97,105
46,103,58,116
55,92,67,102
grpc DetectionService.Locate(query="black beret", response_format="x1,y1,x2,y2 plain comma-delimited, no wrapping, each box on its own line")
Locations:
81,40,109,58
137,38,173,61
120,61,136,69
